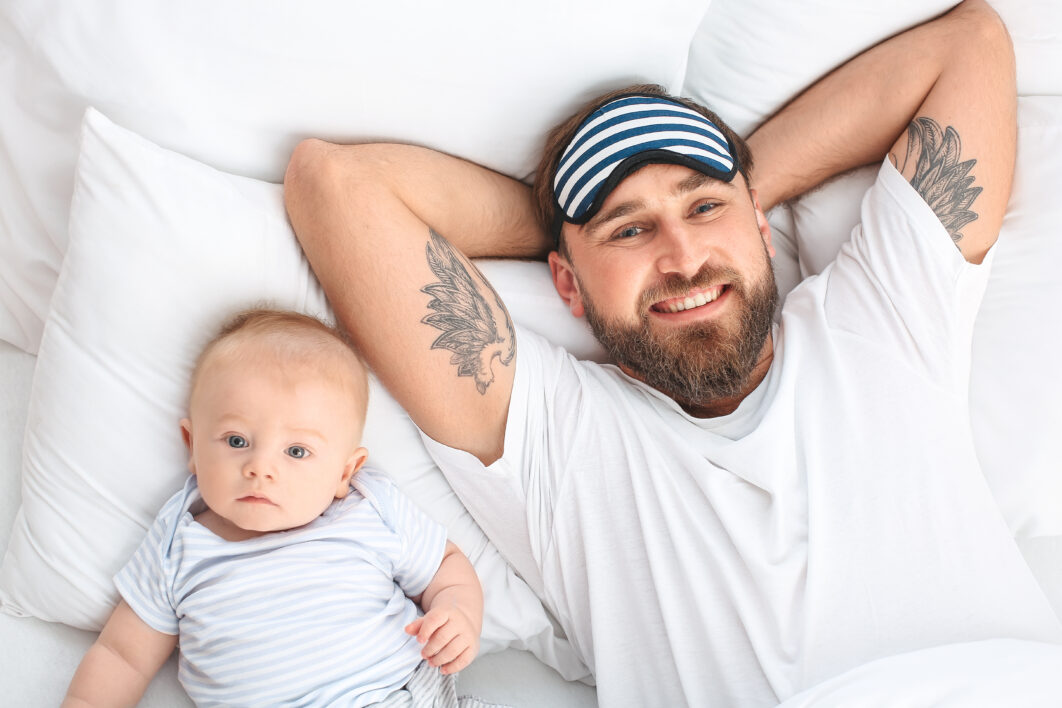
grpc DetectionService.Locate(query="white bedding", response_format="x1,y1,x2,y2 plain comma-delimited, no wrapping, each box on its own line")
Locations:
2,0,1061,705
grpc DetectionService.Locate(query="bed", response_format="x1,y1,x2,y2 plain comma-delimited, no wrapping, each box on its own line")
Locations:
2,1,1061,705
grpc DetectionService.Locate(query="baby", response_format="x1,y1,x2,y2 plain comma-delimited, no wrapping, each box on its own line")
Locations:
64,309,484,707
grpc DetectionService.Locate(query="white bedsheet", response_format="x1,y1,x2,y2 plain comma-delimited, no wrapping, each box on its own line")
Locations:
777,640,1062,708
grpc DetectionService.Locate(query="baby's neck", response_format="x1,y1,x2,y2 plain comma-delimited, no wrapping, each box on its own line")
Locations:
194,508,269,542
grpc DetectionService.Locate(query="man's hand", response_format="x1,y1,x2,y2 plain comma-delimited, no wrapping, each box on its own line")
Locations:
405,604,481,675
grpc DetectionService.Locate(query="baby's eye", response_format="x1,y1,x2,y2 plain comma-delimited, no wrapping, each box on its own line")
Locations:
286,446,309,459
227,435,248,449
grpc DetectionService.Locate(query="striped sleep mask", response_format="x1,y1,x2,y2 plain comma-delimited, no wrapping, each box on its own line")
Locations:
551,93,740,234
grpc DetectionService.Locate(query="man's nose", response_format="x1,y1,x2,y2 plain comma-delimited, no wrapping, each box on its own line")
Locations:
654,218,707,278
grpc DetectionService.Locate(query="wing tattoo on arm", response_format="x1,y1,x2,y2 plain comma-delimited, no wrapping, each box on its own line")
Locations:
896,116,982,245
420,228,516,395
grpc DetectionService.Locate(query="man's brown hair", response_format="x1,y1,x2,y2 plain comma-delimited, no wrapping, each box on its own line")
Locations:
531,84,754,255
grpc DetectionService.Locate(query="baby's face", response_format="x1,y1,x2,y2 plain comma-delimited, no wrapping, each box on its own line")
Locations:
182,354,367,537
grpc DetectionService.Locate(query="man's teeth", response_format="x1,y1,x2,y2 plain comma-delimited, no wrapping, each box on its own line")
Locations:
663,289,721,313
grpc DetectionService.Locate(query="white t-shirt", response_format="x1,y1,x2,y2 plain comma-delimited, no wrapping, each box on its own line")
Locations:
423,160,1062,706
115,468,447,708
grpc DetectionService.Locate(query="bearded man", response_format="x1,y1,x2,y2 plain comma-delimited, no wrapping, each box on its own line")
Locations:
283,1,1061,705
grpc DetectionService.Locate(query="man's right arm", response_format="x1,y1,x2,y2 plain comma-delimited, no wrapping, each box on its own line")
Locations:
284,141,550,464
748,0,1014,265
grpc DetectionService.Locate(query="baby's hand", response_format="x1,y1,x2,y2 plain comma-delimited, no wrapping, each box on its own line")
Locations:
405,605,480,675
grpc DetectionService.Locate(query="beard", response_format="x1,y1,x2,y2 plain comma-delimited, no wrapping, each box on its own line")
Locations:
582,252,778,407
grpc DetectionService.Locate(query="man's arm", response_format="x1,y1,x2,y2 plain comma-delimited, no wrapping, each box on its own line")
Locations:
63,601,177,707
284,142,549,464
748,0,1015,264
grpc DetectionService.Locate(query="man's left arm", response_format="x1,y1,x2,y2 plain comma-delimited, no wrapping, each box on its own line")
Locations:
748,0,1015,264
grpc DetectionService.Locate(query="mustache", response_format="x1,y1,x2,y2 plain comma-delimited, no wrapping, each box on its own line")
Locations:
638,262,744,311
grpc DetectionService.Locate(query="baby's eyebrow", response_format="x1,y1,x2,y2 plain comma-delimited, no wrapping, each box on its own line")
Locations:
217,414,249,426
287,428,327,443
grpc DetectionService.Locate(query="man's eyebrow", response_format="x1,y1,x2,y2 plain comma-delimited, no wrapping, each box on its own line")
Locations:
584,200,644,236
675,171,736,195
582,171,736,237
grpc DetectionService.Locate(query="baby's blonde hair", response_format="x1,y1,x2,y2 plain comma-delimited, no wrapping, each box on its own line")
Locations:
190,309,369,435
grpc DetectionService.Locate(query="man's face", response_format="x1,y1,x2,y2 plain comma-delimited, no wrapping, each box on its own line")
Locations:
549,163,778,409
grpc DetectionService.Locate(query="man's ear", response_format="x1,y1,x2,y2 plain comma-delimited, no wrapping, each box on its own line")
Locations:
750,188,776,259
335,447,369,498
180,418,196,476
548,250,586,318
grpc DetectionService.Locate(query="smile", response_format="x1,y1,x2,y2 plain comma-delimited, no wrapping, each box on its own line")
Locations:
651,285,727,313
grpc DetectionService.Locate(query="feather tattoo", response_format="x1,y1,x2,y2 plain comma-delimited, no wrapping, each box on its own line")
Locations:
897,116,982,244
420,228,516,394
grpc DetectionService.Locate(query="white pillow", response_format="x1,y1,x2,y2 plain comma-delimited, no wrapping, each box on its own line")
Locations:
786,98,1062,538
680,1,1062,139
0,108,592,680
0,0,711,354
681,0,956,138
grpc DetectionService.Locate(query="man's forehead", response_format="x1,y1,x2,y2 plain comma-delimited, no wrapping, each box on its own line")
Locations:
578,165,738,232
609,162,735,197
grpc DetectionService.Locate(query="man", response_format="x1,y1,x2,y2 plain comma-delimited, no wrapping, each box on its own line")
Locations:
284,1,1061,704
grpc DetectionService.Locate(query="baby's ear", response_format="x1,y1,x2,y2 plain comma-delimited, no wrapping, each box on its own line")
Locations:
335,447,369,498
180,419,196,476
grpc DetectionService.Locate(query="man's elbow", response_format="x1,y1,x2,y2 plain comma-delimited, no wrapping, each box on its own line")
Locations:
283,140,400,229
284,138,337,224
950,0,1014,65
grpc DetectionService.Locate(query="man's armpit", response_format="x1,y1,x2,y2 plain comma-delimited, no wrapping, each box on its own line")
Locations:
890,116,982,246
420,227,516,395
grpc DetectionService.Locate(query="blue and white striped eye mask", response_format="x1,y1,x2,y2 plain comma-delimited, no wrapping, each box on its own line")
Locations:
552,94,739,230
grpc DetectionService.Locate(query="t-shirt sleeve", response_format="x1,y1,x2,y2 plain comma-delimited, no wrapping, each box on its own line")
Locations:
822,157,996,390
112,490,184,635
418,325,582,597
361,470,449,598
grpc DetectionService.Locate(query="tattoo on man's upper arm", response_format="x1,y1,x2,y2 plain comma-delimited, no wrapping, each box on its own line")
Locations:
420,228,516,395
893,116,982,244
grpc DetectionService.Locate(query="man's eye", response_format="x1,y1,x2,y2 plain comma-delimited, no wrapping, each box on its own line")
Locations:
227,435,248,449
613,225,642,240
693,202,717,215
286,446,309,459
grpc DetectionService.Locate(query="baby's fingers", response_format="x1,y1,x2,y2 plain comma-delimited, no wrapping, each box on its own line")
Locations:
413,610,449,645
439,646,475,675
425,633,468,670
421,620,459,660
